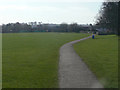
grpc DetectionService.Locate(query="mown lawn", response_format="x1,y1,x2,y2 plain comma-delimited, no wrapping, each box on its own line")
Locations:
2,32,89,88
74,35,118,88
0,33,2,89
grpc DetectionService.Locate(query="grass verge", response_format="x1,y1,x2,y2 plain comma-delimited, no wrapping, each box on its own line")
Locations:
74,35,118,88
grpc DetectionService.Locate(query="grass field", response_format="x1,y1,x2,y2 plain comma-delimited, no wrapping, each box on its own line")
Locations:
0,33,2,89
2,32,89,88
74,35,118,88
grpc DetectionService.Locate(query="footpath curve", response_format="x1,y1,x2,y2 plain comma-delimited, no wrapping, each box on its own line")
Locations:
59,36,103,88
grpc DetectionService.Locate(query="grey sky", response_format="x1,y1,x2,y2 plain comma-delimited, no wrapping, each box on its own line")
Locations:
0,0,103,25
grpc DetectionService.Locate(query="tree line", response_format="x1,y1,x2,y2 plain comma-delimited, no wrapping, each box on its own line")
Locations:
96,1,119,35
2,22,90,33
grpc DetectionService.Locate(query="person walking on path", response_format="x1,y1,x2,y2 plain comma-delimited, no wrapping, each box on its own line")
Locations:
92,34,95,39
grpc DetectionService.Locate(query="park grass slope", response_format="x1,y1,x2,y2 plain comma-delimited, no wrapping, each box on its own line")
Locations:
2,32,89,88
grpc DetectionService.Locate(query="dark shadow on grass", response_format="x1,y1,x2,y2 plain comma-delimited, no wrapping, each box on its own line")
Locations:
94,35,117,40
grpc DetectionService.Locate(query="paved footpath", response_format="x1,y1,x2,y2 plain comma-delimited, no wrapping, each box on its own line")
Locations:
59,36,104,88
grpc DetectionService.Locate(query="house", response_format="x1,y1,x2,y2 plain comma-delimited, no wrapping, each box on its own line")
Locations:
95,28,113,35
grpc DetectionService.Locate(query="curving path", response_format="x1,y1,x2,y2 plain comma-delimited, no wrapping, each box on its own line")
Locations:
59,36,104,88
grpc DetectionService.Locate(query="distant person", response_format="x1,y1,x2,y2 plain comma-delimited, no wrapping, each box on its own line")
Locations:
92,34,95,39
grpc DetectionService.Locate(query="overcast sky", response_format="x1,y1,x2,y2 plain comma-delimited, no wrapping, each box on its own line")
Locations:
0,0,104,25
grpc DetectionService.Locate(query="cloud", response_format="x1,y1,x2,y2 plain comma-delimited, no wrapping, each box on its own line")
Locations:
26,0,104,3
0,4,96,24
0,5,29,11
1,0,104,4
0,0,102,24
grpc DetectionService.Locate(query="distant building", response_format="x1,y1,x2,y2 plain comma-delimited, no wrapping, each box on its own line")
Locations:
79,24,91,31
95,28,113,35
80,24,90,27
47,24,60,27
38,22,42,25
29,22,37,28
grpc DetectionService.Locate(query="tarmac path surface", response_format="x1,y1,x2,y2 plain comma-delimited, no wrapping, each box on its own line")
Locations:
59,36,104,88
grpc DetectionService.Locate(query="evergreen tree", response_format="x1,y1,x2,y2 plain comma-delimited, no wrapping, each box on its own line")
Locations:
96,2,119,35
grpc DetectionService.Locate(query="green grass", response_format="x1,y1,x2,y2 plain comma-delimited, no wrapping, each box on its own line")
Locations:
74,35,118,88
0,33,2,89
2,32,89,88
